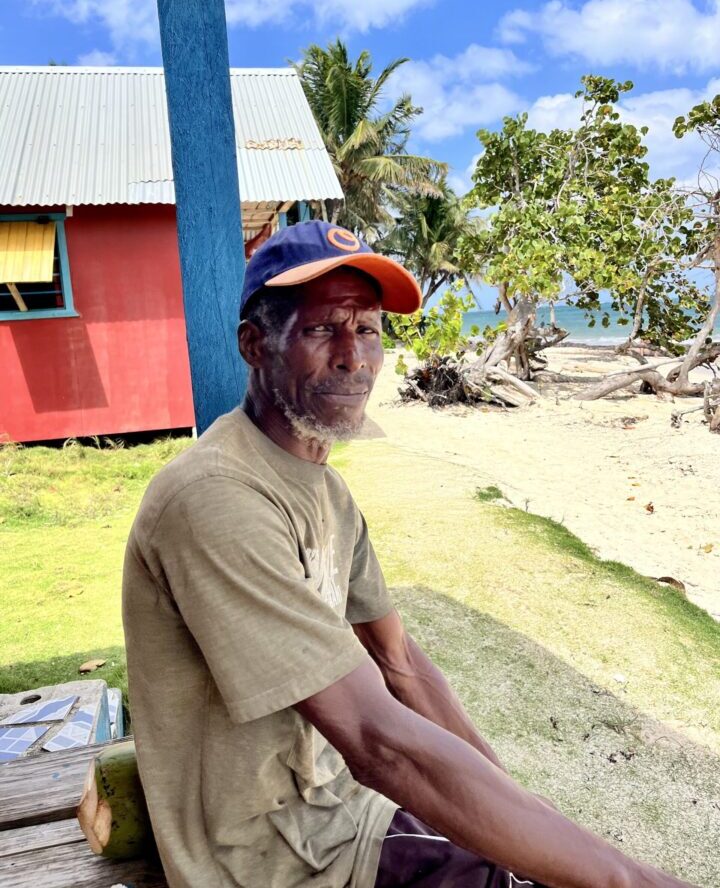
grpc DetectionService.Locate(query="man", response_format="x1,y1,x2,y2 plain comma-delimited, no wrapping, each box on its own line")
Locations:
123,221,694,888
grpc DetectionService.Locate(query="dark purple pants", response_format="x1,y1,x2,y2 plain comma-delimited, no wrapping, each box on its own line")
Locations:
374,810,545,888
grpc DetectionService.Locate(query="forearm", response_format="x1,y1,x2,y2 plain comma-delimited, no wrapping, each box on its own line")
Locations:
352,705,690,888
370,630,505,769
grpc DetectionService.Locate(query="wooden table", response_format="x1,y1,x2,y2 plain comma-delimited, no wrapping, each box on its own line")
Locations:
0,740,167,887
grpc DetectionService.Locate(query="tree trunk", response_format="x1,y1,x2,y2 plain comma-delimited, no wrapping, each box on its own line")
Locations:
625,273,651,345
421,273,450,309
498,282,513,314
464,295,539,405
674,237,720,390
577,238,720,401
470,295,535,375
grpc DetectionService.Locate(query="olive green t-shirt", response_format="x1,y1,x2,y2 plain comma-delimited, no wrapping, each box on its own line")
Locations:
122,408,397,888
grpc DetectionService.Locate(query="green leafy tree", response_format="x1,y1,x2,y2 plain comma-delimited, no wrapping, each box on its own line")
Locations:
294,40,445,240
389,284,478,366
460,76,709,388
575,93,720,401
670,99,720,387
377,181,480,308
388,285,489,406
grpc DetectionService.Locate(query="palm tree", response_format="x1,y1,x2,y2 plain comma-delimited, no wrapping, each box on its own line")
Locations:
379,181,479,307
294,40,446,241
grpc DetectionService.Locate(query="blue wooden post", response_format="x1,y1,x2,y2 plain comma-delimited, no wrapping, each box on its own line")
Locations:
157,0,247,435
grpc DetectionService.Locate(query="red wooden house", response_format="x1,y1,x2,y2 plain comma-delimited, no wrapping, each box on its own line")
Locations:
0,66,342,443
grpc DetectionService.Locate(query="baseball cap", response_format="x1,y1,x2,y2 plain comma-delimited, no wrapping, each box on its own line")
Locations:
240,220,421,317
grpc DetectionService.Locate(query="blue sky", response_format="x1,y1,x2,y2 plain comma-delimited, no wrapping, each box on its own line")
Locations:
2,1,719,308
2,0,719,192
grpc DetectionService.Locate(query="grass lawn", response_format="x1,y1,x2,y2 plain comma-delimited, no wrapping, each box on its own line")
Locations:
1,436,718,884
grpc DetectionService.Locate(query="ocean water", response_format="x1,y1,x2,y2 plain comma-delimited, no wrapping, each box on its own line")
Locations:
462,304,719,346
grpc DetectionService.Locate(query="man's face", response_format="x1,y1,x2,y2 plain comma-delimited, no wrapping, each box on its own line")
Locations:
260,268,384,442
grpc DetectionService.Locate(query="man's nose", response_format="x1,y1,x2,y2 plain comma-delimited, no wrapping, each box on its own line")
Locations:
333,332,365,373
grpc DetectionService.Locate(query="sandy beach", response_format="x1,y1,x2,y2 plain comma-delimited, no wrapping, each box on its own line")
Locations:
366,346,720,620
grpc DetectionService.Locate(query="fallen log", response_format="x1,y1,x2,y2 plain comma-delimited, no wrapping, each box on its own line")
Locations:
573,359,705,401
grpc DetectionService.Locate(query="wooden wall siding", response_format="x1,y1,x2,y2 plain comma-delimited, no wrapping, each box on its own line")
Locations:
0,204,195,442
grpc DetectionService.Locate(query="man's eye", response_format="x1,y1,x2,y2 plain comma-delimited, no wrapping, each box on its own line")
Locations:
306,324,332,333
360,327,380,335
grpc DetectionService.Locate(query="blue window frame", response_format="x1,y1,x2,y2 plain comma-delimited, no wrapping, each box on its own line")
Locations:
0,212,78,321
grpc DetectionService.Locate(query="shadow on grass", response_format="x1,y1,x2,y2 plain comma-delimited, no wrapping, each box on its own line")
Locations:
394,585,719,887
0,646,127,700
0,588,715,883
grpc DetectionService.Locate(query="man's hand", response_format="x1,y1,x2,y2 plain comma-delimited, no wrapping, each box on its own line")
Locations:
353,609,505,770
295,658,697,888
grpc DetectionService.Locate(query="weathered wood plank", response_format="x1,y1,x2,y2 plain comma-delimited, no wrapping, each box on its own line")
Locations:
0,819,84,859
0,739,126,829
0,841,166,888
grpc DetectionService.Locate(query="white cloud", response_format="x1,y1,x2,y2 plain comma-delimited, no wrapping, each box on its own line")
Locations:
393,44,530,142
224,0,300,28
233,0,434,31
76,49,117,66
433,44,534,81
499,0,720,73
35,0,159,57
524,78,720,183
311,0,433,32
33,0,433,60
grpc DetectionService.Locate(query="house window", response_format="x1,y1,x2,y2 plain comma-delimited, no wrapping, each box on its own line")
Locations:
0,214,77,320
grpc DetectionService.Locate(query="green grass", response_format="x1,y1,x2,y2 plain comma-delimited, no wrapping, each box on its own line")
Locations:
474,484,504,502
1,435,718,884
0,437,191,703
0,437,189,528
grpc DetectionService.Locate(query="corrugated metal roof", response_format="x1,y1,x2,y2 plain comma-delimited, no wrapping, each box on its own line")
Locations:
0,66,343,207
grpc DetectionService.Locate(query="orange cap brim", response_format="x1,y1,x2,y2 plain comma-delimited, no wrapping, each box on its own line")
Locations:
265,254,422,314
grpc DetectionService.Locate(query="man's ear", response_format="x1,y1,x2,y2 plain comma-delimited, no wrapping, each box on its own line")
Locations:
238,319,266,369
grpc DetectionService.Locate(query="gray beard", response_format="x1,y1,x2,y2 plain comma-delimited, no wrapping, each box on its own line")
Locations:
272,388,363,446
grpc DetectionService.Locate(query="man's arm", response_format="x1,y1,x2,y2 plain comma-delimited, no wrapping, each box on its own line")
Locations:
353,608,505,770
295,659,694,888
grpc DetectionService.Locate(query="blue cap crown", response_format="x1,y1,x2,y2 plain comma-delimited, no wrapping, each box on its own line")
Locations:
240,220,372,315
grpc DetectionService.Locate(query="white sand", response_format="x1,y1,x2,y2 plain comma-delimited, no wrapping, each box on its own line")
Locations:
366,347,720,620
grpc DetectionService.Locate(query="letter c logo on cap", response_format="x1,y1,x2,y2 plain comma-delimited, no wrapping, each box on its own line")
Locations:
327,227,360,253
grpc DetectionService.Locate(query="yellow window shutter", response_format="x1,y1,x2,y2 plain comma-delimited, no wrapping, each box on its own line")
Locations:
0,221,57,284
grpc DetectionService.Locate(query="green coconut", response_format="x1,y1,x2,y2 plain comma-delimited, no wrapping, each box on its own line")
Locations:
77,739,153,860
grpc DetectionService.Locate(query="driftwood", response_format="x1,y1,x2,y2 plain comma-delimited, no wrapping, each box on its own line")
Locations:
527,324,569,356
575,343,720,402
397,355,537,408
615,339,673,365
577,237,720,402
704,382,720,433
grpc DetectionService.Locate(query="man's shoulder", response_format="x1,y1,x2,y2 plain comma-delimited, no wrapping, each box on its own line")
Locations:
132,410,263,540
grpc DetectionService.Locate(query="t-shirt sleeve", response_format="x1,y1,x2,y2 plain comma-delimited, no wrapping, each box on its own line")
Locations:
146,475,368,724
345,509,394,624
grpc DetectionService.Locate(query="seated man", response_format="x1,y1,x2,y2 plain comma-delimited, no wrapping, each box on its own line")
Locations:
123,221,693,888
